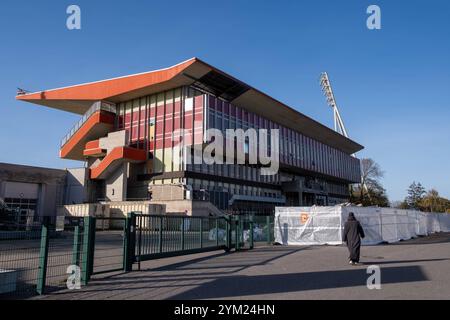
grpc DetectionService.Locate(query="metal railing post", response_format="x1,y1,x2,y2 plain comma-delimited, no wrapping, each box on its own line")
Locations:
124,212,136,272
72,224,81,266
235,216,240,251
36,217,50,295
225,216,231,252
200,217,203,248
181,217,185,251
159,216,163,253
216,218,219,247
81,216,95,285
88,217,96,277
137,215,142,270
249,215,254,250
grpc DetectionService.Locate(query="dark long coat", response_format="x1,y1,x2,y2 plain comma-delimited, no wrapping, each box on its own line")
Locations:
343,215,365,262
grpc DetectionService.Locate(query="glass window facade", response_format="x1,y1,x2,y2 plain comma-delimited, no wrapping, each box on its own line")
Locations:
204,94,360,183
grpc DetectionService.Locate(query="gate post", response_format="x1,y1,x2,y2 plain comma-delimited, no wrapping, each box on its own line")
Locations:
72,224,81,266
81,216,95,285
224,215,231,252
215,218,219,247
200,217,203,248
181,217,185,251
88,217,96,277
235,216,240,251
124,212,136,272
249,215,254,250
36,216,50,295
159,216,163,253
266,215,272,245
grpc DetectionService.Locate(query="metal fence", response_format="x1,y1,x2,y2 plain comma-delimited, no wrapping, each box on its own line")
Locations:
0,213,274,299
252,215,275,244
0,217,86,299
44,222,85,294
91,217,126,275
0,228,42,298
133,215,229,265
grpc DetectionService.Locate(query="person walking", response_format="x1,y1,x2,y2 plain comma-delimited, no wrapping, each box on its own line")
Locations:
343,212,365,265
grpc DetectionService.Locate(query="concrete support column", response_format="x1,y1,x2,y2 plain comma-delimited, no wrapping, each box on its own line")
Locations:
106,163,128,202
298,191,303,206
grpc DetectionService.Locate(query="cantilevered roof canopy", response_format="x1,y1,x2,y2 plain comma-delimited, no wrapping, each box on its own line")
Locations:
16,57,363,154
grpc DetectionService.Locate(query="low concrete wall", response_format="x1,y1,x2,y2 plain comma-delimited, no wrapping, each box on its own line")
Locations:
150,200,223,217
56,199,222,230
57,203,105,217
108,201,165,229
57,201,166,229
57,203,110,229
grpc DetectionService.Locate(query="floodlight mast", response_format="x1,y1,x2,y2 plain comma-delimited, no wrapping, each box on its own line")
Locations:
320,72,368,201
319,72,349,138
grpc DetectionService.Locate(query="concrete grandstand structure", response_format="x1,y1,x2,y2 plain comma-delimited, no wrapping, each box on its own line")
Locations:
16,58,363,215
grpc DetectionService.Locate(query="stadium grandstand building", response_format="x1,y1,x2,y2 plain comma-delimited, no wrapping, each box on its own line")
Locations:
16,58,363,215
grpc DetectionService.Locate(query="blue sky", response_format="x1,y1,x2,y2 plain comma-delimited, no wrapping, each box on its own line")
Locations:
0,0,449,201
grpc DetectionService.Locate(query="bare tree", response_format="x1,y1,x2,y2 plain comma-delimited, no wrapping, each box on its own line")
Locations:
359,158,384,203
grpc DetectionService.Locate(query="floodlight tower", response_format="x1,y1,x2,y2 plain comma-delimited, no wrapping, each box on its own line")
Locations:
319,72,349,138
320,72,367,202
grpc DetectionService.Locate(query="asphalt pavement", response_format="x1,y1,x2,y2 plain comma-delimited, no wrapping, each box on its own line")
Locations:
34,232,450,300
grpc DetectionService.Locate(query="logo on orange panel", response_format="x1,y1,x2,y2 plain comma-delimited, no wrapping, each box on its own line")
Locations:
301,213,309,224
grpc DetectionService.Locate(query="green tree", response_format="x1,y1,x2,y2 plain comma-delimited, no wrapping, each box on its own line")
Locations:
397,200,410,209
419,189,450,213
352,180,389,207
405,181,426,209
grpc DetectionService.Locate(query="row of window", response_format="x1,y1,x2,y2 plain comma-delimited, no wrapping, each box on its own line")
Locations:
188,178,282,199
187,178,348,210
206,94,360,182
113,86,360,184
3,198,39,219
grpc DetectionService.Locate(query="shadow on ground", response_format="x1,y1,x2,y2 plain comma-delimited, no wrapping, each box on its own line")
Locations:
361,258,450,265
382,233,450,245
167,265,428,299
92,246,310,282
151,246,310,272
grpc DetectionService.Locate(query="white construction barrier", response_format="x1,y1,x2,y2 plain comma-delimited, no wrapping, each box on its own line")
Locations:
274,206,450,246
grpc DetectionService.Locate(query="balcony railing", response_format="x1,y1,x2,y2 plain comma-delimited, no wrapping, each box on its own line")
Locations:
60,101,116,147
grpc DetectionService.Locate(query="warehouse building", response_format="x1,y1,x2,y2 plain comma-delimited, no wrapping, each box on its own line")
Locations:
16,58,363,215
0,163,66,223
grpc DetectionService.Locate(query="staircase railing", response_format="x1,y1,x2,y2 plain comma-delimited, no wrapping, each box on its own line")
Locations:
60,101,116,147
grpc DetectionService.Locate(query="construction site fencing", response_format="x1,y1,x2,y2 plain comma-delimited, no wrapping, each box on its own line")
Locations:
275,206,450,246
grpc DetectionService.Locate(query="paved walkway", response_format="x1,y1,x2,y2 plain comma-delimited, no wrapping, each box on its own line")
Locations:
36,233,450,300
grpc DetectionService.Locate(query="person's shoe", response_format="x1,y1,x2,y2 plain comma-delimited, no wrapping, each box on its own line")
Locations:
349,260,353,265
353,262,359,266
